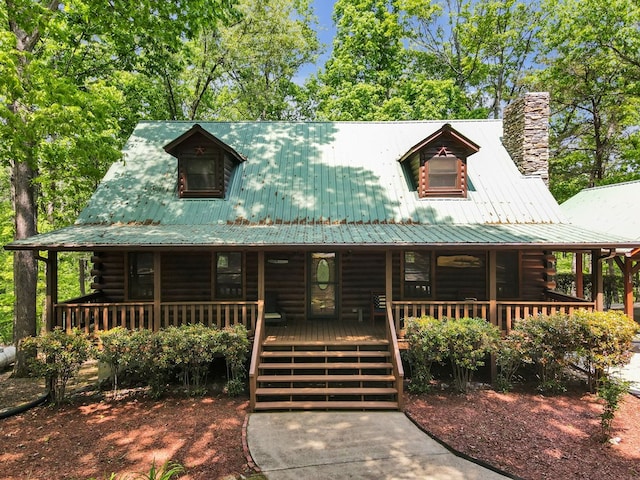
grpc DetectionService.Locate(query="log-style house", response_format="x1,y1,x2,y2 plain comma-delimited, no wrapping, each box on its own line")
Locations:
6,93,639,410
562,180,640,319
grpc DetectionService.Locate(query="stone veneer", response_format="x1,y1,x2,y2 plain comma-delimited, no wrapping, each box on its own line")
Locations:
503,92,550,185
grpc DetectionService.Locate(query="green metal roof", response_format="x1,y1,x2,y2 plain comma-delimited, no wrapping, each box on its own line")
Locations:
6,121,639,250
7,223,635,251
561,180,640,241
78,121,564,226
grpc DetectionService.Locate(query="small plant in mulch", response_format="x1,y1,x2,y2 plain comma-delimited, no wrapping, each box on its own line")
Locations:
97,327,135,398
597,376,630,442
90,459,184,480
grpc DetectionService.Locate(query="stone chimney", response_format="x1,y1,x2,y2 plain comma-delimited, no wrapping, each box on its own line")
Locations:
503,92,550,185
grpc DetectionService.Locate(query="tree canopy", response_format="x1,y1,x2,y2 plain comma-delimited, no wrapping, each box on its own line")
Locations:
2,0,640,355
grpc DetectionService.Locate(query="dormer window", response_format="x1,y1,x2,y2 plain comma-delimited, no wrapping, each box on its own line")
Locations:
399,124,479,198
179,149,222,197
164,124,244,199
426,148,460,190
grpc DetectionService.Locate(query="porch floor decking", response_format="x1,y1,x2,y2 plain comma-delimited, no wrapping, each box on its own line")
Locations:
264,319,387,345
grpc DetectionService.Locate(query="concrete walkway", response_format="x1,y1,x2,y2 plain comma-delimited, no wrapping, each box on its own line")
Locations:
614,335,640,396
246,411,512,480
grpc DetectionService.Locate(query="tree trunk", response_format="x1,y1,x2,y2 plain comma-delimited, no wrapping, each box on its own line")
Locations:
11,159,38,377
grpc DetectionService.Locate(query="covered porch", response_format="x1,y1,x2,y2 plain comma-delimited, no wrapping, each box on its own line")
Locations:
27,244,612,411
44,247,605,339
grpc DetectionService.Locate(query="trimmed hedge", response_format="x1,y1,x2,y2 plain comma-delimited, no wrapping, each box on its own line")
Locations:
26,324,250,402
407,310,638,395
405,316,500,393
498,310,638,393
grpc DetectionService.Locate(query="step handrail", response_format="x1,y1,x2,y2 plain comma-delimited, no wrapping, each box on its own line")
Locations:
249,300,265,411
385,302,404,409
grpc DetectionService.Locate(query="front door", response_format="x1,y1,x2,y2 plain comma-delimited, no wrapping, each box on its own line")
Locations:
309,252,337,318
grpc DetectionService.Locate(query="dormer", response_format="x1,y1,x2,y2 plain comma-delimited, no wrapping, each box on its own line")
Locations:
399,123,480,198
163,124,244,198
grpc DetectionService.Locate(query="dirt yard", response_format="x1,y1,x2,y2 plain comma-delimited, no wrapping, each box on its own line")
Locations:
1,370,639,480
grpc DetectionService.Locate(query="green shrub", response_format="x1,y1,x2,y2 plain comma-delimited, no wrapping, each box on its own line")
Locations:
97,327,135,395
510,313,584,393
217,324,250,392
405,316,500,393
574,310,639,392
130,329,171,398
495,328,530,392
22,328,94,404
597,376,630,441
405,316,447,393
160,324,218,395
442,317,500,393
505,310,637,394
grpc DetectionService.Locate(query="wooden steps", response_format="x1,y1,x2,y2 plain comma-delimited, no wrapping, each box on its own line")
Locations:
261,350,391,358
254,339,399,411
257,374,396,383
259,362,393,370
254,401,398,411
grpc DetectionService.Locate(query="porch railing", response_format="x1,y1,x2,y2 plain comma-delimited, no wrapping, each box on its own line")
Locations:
391,297,596,335
497,300,595,332
391,300,490,333
53,300,259,334
160,301,258,331
55,301,154,333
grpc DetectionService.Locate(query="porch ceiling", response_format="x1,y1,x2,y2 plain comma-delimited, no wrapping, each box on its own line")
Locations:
5,222,639,251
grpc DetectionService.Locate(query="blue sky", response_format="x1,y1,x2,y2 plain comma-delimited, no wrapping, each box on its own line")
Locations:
296,0,336,82
312,0,336,48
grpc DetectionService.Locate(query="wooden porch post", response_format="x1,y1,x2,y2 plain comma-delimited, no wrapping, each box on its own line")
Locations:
45,251,58,332
258,251,265,302
488,250,497,328
385,250,393,329
575,252,584,298
620,249,640,320
623,257,634,319
153,252,161,331
592,250,604,311
488,250,498,384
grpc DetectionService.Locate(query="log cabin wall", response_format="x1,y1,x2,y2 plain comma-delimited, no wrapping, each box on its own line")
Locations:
161,253,212,301
521,251,547,300
88,248,549,310
92,251,125,301
434,251,487,300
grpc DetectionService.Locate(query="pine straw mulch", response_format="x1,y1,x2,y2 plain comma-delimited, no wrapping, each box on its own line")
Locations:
1,370,639,480
406,388,640,479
